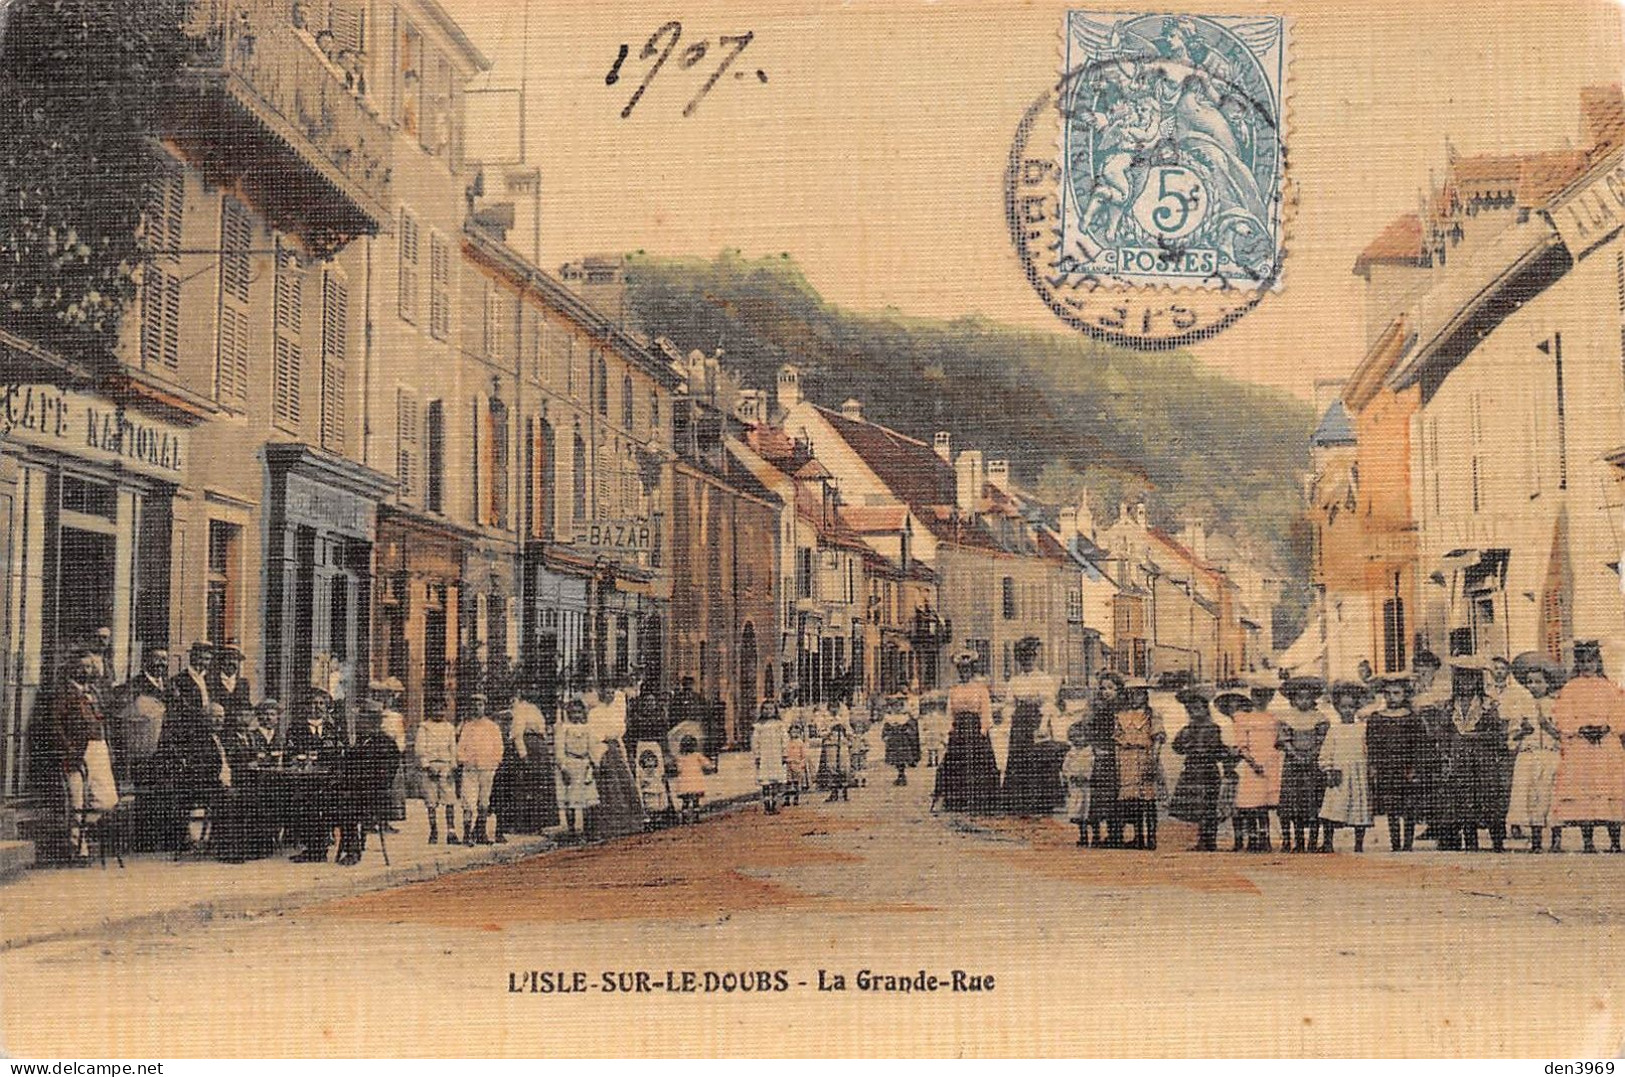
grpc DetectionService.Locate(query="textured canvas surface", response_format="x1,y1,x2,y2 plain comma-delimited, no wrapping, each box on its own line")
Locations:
2,0,1625,1059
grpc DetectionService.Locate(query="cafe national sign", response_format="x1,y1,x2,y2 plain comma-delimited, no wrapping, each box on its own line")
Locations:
0,383,187,480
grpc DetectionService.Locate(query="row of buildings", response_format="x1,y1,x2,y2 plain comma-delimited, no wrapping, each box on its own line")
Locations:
1299,84,1625,680
0,0,1280,806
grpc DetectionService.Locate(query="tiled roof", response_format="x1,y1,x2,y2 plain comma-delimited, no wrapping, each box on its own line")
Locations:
814,406,959,511
839,505,909,534
1353,214,1424,274
1582,83,1625,154
1516,150,1592,208
1451,153,1525,193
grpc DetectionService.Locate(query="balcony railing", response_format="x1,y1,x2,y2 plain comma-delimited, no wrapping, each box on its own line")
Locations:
182,0,393,243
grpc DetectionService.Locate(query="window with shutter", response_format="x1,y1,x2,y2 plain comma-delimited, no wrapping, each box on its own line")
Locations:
273,244,304,429
140,163,185,373
397,387,421,498
622,375,634,430
215,196,252,404
321,271,348,454
492,398,510,529
328,0,364,53
426,399,445,513
399,210,420,324
429,231,450,340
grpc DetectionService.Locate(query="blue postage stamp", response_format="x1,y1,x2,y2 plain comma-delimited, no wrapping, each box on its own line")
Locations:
1058,12,1288,290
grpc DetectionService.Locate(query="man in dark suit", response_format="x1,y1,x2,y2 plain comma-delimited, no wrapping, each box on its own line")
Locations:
286,687,347,862
206,642,253,729
169,641,213,730
335,701,402,866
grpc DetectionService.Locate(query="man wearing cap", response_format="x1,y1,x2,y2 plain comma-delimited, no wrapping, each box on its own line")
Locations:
207,643,253,730
1551,641,1625,853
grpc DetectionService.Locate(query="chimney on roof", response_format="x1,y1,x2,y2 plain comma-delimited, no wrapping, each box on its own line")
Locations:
1180,520,1208,562
1131,501,1148,528
841,398,864,422
934,432,952,462
776,364,802,413
1076,491,1096,542
735,388,766,426
955,450,984,514
986,459,1010,492
1059,506,1079,544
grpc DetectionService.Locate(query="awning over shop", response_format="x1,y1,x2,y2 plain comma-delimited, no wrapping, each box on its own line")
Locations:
1276,609,1326,675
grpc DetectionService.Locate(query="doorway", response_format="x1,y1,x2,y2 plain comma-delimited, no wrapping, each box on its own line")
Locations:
58,526,115,659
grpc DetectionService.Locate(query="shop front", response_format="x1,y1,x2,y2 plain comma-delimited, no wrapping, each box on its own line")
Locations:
0,384,191,800
375,507,470,726
524,542,666,711
460,536,521,709
262,444,393,729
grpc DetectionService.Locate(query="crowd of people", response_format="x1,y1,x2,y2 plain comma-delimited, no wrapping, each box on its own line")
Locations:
48,625,1625,867
926,634,1625,855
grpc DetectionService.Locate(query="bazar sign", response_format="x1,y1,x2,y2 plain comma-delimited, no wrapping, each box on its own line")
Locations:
0,384,186,479
577,519,654,553
1550,154,1625,260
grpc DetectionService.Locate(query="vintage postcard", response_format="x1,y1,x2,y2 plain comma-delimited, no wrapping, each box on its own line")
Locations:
2,0,1625,1061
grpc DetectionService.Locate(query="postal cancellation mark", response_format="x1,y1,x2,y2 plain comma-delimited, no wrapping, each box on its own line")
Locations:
1057,12,1288,291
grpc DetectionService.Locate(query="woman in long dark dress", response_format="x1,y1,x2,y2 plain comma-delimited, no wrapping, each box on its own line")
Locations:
1086,672,1124,846
1365,673,1426,851
933,651,1000,813
1276,676,1331,852
1000,636,1065,815
1169,687,1235,851
585,686,646,840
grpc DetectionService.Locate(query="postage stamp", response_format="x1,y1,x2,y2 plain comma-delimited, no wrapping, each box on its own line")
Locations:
1056,12,1288,291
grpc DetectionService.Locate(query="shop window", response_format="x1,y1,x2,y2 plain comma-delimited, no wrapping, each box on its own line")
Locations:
206,520,242,647
273,242,304,430
426,399,445,513
61,474,116,520
216,196,252,405
321,270,348,454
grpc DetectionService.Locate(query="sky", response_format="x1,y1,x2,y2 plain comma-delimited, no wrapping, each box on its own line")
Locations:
439,0,1625,400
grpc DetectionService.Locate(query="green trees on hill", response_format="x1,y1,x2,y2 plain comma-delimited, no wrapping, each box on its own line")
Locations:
623,250,1314,634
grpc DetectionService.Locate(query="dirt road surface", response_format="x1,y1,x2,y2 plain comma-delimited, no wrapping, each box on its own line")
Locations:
5,772,1625,1056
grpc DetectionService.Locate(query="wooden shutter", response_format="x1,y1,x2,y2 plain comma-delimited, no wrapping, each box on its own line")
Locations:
140,268,181,372
397,387,420,498
321,271,349,454
398,210,420,324
273,245,304,428
429,231,450,340
329,0,364,53
492,397,509,528
216,197,252,404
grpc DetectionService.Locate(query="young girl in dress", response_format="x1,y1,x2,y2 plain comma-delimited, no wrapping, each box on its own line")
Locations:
635,743,675,828
817,721,855,802
554,699,598,842
1061,719,1097,846
782,723,809,807
1276,677,1331,853
1319,681,1374,852
673,735,711,824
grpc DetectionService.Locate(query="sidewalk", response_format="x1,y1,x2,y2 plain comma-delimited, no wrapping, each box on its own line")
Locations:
1,750,762,953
